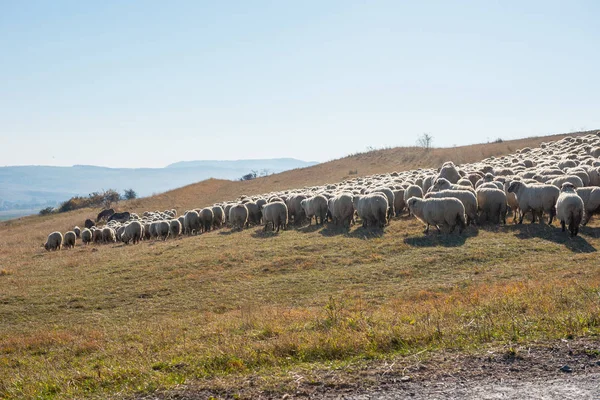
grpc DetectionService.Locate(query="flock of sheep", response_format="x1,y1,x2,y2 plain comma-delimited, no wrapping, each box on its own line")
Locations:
43,133,600,251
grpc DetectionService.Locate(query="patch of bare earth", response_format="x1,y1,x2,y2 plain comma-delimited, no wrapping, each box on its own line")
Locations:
138,338,600,399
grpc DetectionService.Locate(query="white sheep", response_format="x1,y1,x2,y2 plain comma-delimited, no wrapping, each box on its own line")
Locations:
475,188,507,224
44,231,63,251
352,193,388,228
425,189,478,225
169,219,182,237
63,231,76,249
122,221,143,244
300,195,328,225
81,228,92,245
407,197,466,234
229,204,249,231
156,221,170,240
184,210,201,235
328,193,355,228
556,183,584,236
262,202,288,232
575,187,600,225
507,181,560,224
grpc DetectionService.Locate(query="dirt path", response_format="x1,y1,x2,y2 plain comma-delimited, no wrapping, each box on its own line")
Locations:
139,338,600,399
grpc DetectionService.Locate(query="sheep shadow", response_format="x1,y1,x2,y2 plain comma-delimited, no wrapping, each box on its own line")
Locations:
346,225,386,239
403,227,477,247
511,223,596,253
251,227,284,239
319,224,352,237
218,229,239,236
297,224,324,234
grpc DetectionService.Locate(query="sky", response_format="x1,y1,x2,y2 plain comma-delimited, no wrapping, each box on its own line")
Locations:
1,0,599,168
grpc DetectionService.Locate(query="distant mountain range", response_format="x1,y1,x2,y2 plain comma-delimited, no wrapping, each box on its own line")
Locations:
0,158,318,212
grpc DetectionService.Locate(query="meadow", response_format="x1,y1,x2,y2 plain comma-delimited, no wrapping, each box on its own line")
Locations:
1,131,599,399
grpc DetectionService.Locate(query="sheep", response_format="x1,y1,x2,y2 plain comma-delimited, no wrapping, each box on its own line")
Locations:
184,210,201,235
229,204,249,231
403,185,423,216
92,228,103,244
262,202,288,232
392,189,406,216
122,221,143,244
198,208,214,232
556,183,584,236
507,181,560,224
81,228,92,244
62,231,76,249
425,189,478,225
370,187,395,221
44,231,63,251
84,219,95,229
286,194,308,225
431,178,475,193
169,219,182,237
156,221,170,240
73,226,81,238
437,161,461,183
575,187,600,225
244,202,262,226
211,206,225,229
328,193,355,228
102,227,116,243
300,195,328,225
353,193,388,228
475,188,507,224
407,197,466,234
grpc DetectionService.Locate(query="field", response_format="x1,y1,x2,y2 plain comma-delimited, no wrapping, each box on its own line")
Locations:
1,131,600,399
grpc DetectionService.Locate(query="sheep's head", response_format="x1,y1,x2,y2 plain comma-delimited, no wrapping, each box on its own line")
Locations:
507,181,522,193
560,182,577,193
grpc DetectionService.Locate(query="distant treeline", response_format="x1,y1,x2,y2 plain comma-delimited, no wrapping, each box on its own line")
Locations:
39,189,137,216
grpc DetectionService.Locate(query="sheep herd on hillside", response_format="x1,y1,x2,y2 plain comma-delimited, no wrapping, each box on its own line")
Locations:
43,133,600,251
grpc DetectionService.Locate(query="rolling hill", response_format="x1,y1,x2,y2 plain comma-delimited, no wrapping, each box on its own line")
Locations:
1,129,600,399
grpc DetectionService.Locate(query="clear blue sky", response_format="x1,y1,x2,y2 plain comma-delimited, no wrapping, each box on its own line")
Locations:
1,1,599,168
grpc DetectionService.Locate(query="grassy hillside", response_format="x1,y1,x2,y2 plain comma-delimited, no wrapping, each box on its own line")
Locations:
1,130,599,399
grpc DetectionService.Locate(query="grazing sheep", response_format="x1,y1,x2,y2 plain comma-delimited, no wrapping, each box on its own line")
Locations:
431,178,475,193
184,210,201,235
229,204,249,230
122,221,143,244
556,183,584,236
63,231,76,249
107,212,131,223
44,231,63,251
403,185,423,216
73,226,81,238
407,197,466,234
156,221,170,240
353,193,388,228
92,227,103,244
169,219,182,237
575,187,600,225
425,189,478,225
329,193,355,228
244,202,262,226
262,202,288,232
81,228,92,244
437,161,461,184
392,189,406,216
96,208,115,222
300,195,328,225
84,219,95,229
102,227,116,243
475,188,507,224
507,181,560,224
549,175,584,189
371,188,395,221
211,206,225,229
198,208,214,232
286,194,308,225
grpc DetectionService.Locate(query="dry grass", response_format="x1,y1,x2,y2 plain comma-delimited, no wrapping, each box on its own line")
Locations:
1,130,600,399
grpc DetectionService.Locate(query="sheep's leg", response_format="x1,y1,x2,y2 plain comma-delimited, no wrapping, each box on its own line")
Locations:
531,210,536,224
424,224,430,234
561,221,565,232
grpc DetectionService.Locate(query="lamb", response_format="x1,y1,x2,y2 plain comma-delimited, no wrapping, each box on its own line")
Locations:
425,189,478,225
328,193,355,228
81,228,92,244
352,193,388,228
63,231,76,249
184,210,201,235
44,231,63,251
156,221,170,240
198,208,214,233
406,197,466,234
229,204,249,231
73,226,81,238
575,187,600,225
475,188,507,224
556,183,584,236
262,202,288,232
169,219,182,237
507,181,560,224
122,221,143,244
300,195,328,225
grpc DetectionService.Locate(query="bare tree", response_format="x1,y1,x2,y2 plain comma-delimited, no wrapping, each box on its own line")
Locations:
416,133,433,150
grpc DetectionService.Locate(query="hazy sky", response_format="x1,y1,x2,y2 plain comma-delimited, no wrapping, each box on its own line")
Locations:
1,1,599,168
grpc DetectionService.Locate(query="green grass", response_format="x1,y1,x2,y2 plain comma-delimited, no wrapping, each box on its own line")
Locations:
2,215,600,398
